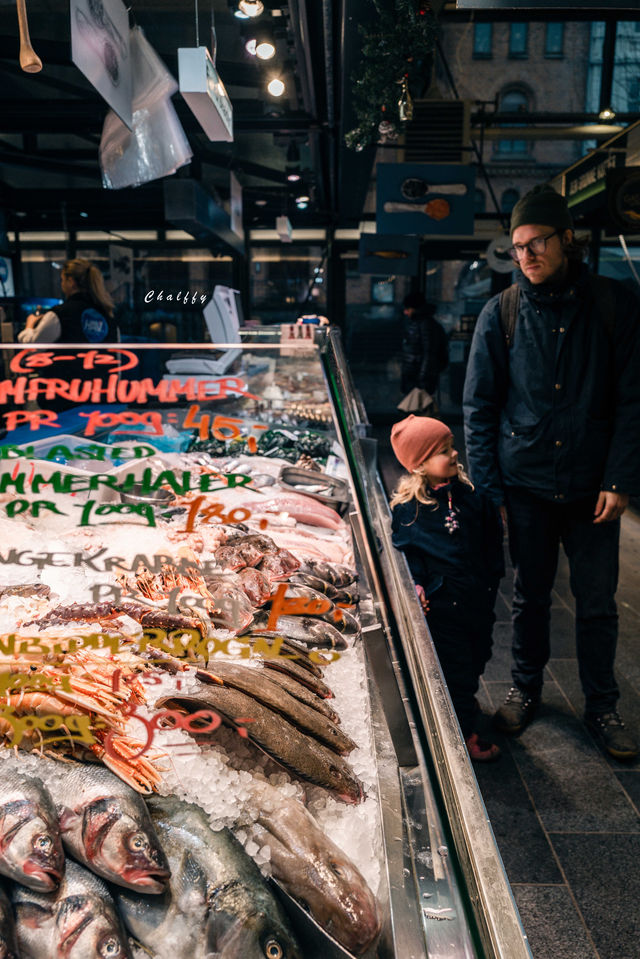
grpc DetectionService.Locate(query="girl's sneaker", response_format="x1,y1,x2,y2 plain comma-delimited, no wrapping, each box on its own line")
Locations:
465,732,501,762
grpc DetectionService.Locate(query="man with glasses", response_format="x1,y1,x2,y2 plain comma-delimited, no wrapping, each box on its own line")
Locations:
463,184,640,760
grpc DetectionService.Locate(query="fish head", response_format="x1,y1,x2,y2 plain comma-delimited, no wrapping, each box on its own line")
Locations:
81,798,170,892
308,852,381,954
0,801,64,890
206,907,302,959
55,892,131,959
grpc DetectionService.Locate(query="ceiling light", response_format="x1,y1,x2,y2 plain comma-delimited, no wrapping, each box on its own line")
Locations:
238,1,264,17
267,77,285,97
245,38,257,55
599,106,616,121
79,211,89,218
234,9,249,18
255,199,267,206
256,40,275,59
287,172,301,182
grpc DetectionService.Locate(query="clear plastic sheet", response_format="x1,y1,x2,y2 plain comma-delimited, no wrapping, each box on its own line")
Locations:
99,26,192,189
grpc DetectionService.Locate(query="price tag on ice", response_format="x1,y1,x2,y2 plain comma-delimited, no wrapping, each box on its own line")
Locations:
280,324,315,349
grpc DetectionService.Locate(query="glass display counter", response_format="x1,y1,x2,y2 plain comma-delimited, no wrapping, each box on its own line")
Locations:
0,334,531,959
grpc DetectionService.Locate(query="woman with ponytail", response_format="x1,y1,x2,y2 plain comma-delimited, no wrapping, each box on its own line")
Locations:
19,258,116,343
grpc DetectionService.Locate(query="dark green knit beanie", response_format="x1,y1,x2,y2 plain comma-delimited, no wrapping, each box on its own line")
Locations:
510,184,574,235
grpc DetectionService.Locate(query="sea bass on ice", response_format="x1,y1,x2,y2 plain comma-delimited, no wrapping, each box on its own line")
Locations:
12,859,132,959
45,762,170,893
115,796,302,959
0,765,64,891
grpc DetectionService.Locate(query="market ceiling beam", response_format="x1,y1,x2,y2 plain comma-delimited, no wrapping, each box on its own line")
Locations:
0,98,317,136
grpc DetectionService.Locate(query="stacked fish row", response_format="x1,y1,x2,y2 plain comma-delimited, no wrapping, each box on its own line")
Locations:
4,517,363,801
0,458,382,956
0,756,380,959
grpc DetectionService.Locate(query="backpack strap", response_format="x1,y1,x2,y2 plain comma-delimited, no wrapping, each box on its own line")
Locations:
499,283,520,348
498,274,615,349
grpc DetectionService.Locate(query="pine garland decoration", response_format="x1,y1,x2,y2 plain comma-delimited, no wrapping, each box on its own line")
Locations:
345,0,436,151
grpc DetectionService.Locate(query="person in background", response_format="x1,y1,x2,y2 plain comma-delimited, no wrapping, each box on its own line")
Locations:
19,257,116,343
400,291,449,398
463,183,640,760
390,414,504,762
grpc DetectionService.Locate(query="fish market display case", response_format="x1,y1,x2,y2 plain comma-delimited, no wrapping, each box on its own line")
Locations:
0,334,531,959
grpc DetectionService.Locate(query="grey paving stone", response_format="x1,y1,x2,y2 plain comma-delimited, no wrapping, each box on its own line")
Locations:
552,834,640,959
472,749,563,884
616,771,640,814
489,682,640,833
549,662,640,772
511,885,598,959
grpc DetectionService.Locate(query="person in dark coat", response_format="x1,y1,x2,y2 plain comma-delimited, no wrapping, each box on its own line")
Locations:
390,414,504,762
400,292,449,397
19,257,116,344
463,183,640,760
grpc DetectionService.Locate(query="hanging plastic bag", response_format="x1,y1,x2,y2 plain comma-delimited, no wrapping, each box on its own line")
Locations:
99,26,192,189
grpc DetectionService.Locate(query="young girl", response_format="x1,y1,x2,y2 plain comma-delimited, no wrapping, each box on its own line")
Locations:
390,414,504,762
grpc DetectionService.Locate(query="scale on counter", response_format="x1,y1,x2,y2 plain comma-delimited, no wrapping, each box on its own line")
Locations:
164,285,243,376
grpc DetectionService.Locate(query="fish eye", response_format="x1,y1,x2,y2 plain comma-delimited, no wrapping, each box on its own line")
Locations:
263,941,284,959
99,935,122,958
127,832,149,852
34,835,53,851
329,859,347,879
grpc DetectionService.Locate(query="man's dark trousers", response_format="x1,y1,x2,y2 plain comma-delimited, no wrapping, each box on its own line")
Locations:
504,487,620,715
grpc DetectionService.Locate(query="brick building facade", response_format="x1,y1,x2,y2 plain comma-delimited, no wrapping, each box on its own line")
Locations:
437,20,592,217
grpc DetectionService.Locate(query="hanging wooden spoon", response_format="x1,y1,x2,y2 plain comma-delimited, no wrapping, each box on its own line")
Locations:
16,0,42,73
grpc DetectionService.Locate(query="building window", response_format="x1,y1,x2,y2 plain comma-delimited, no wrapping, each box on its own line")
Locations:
545,22,565,57
473,23,493,58
474,188,486,214
501,189,520,214
495,88,530,156
509,23,528,58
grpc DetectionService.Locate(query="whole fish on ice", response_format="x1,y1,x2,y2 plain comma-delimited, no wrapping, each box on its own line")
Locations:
255,792,381,957
12,859,132,959
0,764,64,891
115,796,302,959
158,683,364,803
205,661,356,755
43,762,170,893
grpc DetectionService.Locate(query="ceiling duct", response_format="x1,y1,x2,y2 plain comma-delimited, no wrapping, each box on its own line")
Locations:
400,100,471,164
163,179,244,254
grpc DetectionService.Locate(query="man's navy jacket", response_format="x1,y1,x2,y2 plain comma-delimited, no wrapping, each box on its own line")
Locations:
462,261,640,505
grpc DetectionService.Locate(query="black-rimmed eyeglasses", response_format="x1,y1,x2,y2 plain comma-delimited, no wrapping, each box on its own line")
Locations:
508,230,559,262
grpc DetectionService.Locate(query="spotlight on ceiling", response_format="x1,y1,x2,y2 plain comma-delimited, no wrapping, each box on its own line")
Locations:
267,76,285,97
256,39,276,59
238,0,264,17
599,106,616,121
287,172,301,182
295,194,310,210
245,36,275,59
234,8,249,18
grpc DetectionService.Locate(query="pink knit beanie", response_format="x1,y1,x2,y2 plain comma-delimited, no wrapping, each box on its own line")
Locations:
391,415,453,473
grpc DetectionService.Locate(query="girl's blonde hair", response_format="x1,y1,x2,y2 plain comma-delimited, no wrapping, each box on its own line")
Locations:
63,258,115,318
389,462,473,510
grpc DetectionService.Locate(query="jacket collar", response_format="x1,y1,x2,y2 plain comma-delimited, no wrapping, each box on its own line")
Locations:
516,260,589,305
